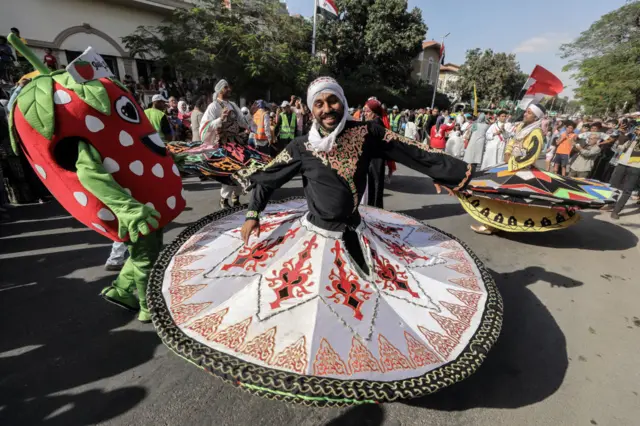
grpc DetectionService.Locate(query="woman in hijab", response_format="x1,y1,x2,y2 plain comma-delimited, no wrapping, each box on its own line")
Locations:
464,113,490,165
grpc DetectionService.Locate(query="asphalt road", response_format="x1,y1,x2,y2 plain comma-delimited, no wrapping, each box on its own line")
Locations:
1,165,639,426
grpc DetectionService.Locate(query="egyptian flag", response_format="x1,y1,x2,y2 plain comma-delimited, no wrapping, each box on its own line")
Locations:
518,65,563,109
317,0,339,20
439,42,446,65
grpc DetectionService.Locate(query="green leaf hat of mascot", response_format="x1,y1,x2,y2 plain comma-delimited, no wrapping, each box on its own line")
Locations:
7,34,186,322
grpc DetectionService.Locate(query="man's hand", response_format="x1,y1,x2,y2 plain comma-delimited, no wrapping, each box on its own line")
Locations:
117,204,161,243
434,183,455,196
241,219,260,245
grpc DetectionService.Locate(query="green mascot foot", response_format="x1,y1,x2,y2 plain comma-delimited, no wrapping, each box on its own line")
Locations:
100,286,139,312
138,307,152,323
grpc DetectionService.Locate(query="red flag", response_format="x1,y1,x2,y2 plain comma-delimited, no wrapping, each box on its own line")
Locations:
524,65,563,96
317,0,339,19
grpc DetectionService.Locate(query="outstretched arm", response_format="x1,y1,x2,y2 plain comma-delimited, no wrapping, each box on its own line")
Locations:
372,123,473,191
76,141,160,242
233,143,302,243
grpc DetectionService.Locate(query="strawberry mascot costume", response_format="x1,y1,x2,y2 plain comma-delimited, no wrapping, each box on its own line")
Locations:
7,35,185,322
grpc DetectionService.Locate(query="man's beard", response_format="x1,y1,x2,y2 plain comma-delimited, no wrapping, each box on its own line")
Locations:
316,110,342,131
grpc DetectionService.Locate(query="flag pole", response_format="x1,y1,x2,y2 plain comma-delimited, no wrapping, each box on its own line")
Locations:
430,33,449,109
312,0,318,55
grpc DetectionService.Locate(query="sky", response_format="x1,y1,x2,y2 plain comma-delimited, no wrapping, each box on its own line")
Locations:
285,0,628,99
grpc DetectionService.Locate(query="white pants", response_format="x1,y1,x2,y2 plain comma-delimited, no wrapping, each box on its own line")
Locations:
106,241,128,266
221,184,239,200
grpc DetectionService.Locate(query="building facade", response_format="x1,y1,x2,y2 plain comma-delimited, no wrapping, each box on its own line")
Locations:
1,0,190,81
411,41,440,85
438,63,460,99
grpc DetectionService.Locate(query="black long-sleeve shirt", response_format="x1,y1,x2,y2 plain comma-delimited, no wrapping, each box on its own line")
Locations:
234,120,472,232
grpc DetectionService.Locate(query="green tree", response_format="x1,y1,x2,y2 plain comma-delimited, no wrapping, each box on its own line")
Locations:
317,0,427,89
122,0,319,98
561,1,640,115
451,48,527,106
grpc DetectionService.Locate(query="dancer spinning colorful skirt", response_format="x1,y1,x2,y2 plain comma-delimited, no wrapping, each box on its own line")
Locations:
195,80,271,208
459,103,618,235
147,77,502,406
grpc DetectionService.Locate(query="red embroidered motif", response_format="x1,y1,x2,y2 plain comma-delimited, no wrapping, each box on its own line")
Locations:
231,217,299,235
369,221,403,238
446,262,476,277
418,325,458,358
374,233,429,265
170,284,207,305
348,337,382,373
448,289,482,309
372,249,418,298
442,250,469,263
239,327,277,363
271,336,308,374
378,334,413,372
222,227,300,272
439,240,460,250
448,277,482,292
326,241,372,320
441,301,476,325
186,307,228,339
267,235,318,309
265,210,298,219
313,338,349,376
430,312,468,341
211,317,252,350
172,255,205,270
404,331,441,366
171,302,212,325
179,234,208,254
170,269,204,287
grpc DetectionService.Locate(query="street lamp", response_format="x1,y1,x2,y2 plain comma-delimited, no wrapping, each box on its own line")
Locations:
430,32,450,109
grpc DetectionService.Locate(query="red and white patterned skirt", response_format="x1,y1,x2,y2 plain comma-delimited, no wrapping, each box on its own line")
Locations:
148,198,502,406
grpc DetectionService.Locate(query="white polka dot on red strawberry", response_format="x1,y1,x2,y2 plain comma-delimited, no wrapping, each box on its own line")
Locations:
103,157,120,174
119,130,134,147
167,196,176,209
97,208,116,221
151,163,164,178
92,223,107,232
123,188,132,196
181,188,186,199
148,133,165,147
172,164,180,176
85,115,105,133
35,164,47,179
145,202,155,210
74,191,88,206
53,90,71,105
129,160,144,176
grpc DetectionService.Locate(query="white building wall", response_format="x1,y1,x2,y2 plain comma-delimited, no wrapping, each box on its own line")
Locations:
0,0,170,80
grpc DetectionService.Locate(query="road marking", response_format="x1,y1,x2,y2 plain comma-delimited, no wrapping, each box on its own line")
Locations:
0,282,37,292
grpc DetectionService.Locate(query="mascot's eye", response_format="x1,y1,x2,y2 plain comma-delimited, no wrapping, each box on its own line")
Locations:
115,96,140,124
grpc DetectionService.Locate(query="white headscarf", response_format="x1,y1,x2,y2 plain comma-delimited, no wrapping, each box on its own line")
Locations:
214,79,229,101
515,104,545,141
178,100,188,115
306,77,351,152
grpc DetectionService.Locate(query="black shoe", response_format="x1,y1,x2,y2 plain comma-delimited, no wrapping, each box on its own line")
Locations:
105,264,124,272
611,212,620,220
219,198,230,210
